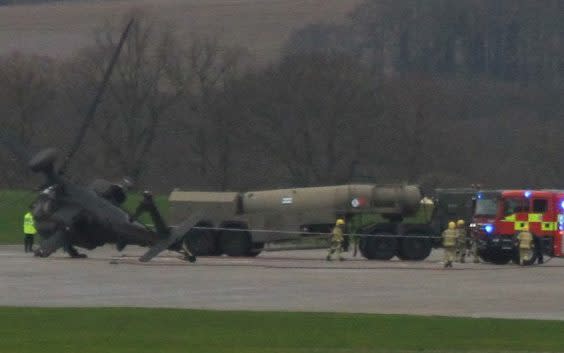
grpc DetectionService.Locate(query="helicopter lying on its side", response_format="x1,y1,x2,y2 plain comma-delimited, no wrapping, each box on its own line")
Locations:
29,148,199,262
2,18,201,262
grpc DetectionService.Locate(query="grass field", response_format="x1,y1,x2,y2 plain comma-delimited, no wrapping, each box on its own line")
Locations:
0,308,563,353
0,0,362,62
0,190,36,244
0,190,169,244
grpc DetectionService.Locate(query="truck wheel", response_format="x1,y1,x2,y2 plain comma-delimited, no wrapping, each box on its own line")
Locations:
246,243,264,257
359,234,397,260
398,237,432,261
488,252,512,265
218,228,251,257
478,246,494,262
511,250,520,265
184,225,217,256
396,225,432,261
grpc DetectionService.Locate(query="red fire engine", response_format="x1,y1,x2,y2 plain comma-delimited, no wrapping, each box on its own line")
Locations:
471,189,564,265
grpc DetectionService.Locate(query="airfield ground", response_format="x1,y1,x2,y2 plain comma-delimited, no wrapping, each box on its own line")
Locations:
1,245,564,321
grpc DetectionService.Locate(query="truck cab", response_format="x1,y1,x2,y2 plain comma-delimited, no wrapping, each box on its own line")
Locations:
471,190,564,264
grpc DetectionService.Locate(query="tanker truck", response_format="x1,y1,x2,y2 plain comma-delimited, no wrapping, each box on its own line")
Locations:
169,184,477,261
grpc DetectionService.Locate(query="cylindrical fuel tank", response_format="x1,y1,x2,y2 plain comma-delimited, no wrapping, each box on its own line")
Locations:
372,185,421,215
241,184,421,217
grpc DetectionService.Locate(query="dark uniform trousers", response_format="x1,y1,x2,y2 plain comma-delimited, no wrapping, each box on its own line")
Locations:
24,234,34,252
534,236,544,264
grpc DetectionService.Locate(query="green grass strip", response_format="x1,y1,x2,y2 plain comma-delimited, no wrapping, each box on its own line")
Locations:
0,190,35,244
0,308,563,353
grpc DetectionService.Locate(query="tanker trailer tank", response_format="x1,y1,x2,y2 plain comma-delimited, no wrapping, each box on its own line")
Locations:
240,184,421,218
170,184,453,261
238,185,421,247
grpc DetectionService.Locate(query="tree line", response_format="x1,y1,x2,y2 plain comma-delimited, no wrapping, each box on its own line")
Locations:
289,0,564,87
1,2,564,194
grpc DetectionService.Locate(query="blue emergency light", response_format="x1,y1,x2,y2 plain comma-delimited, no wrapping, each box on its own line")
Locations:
560,200,564,209
524,191,532,198
484,224,494,234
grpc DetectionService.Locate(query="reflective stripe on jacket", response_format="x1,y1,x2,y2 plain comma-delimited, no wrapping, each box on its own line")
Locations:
517,232,533,250
442,229,458,247
331,226,344,242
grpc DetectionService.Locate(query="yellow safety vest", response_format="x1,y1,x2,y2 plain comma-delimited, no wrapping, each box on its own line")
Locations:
442,229,458,247
23,212,37,235
517,232,533,250
331,226,344,242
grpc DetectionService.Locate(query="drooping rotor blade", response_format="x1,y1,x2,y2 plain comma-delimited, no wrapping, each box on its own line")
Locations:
139,212,204,262
170,211,206,242
0,132,34,166
59,17,135,174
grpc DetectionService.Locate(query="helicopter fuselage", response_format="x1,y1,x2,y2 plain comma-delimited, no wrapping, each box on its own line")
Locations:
33,181,165,251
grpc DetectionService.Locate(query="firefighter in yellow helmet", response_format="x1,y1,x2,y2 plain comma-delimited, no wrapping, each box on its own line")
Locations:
442,221,458,268
455,219,467,263
516,231,534,266
326,218,345,261
23,209,37,253
470,229,480,264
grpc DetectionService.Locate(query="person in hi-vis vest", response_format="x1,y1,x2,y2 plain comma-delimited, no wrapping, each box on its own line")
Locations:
442,221,458,268
23,210,37,253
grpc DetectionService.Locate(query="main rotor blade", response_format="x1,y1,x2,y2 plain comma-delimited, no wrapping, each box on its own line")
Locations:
139,212,204,262
59,17,135,174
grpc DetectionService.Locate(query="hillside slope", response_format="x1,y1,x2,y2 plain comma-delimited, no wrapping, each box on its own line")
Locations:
0,0,362,61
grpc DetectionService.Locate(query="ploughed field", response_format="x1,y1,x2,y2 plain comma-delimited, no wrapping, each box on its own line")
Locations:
0,0,362,61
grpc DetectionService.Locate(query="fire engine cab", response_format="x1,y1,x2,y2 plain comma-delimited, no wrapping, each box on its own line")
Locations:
471,190,564,265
